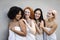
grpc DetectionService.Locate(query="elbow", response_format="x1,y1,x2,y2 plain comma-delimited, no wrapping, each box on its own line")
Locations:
19,32,27,36
23,32,26,36
47,33,51,36
23,34,26,36
19,33,26,36
22,32,26,36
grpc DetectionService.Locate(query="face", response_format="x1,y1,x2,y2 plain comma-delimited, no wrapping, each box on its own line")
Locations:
47,10,54,19
35,10,41,20
15,11,21,20
24,9,30,18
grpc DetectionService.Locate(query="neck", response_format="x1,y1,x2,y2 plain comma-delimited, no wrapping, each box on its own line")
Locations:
36,19,39,23
13,19,18,22
48,18,54,22
26,17,30,20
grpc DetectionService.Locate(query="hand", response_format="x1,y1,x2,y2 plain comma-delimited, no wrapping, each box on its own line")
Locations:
11,27,15,31
40,21,44,28
37,22,40,26
22,19,28,24
22,19,31,27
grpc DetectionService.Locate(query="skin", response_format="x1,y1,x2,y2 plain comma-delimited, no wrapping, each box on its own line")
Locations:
34,10,43,34
40,10,57,36
24,9,36,35
35,10,41,20
8,11,26,36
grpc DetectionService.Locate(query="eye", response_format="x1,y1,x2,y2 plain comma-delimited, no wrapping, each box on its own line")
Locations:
48,13,51,15
38,13,40,15
35,13,37,14
28,12,30,13
35,12,41,15
25,11,27,13
25,11,30,14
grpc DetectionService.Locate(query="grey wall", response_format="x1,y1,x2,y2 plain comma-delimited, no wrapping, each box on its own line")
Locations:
0,0,60,40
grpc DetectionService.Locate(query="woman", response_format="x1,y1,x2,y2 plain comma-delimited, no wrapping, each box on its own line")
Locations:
8,6,26,40
40,9,57,40
34,8,45,40
23,7,36,40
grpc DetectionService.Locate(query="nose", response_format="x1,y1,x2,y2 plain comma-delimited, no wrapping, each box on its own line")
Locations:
25,14,28,15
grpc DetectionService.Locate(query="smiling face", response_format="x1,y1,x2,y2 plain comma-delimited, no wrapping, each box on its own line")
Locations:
35,10,41,20
15,11,21,20
47,10,54,19
24,9,30,19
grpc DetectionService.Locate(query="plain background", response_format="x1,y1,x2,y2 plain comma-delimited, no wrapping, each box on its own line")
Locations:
0,0,60,40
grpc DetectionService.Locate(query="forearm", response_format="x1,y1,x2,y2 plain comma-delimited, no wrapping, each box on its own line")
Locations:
26,23,36,34
36,27,40,33
42,27,50,35
11,29,26,36
28,26,36,34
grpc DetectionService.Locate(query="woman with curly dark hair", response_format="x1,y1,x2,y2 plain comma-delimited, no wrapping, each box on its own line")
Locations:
8,6,26,40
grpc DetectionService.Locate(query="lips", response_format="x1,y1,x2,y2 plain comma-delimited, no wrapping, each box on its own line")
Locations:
35,16,39,19
35,15,39,18
36,16,39,17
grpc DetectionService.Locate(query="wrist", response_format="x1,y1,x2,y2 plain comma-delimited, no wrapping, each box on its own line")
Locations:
41,26,44,29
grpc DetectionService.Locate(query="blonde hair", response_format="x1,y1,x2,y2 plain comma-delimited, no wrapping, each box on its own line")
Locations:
52,10,57,19
49,9,57,19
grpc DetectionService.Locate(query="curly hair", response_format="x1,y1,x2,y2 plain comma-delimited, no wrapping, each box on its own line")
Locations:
24,7,34,19
7,6,24,19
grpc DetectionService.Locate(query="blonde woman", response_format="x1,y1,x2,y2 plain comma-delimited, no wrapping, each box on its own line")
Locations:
40,9,57,40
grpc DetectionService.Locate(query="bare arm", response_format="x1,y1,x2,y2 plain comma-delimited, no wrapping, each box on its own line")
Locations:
9,20,26,36
35,22,43,34
26,20,36,34
40,22,57,35
22,19,36,34
31,20,36,34
36,24,41,34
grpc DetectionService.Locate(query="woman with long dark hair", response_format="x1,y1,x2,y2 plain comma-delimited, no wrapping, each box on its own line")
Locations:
34,8,45,40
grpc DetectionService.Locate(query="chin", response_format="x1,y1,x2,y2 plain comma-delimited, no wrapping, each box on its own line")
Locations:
35,18,38,20
17,19,20,21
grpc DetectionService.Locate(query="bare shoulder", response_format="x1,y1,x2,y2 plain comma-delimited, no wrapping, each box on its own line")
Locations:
31,19,35,21
8,21,12,26
31,19,36,23
44,19,48,24
44,19,48,22
19,19,24,22
19,19,25,25
53,22,57,27
8,21,13,29
19,19,26,29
